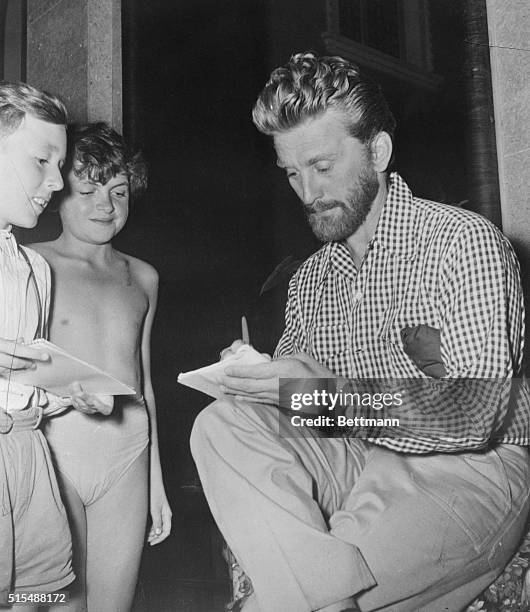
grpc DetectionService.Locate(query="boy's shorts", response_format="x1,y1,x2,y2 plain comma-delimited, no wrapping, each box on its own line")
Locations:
0,420,74,605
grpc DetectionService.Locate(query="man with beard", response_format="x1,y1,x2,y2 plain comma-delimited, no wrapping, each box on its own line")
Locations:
190,53,530,611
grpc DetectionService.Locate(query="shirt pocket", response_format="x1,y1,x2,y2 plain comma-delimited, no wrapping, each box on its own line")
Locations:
375,321,434,378
307,323,352,368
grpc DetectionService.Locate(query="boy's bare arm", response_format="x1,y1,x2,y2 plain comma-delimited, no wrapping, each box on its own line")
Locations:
138,262,172,545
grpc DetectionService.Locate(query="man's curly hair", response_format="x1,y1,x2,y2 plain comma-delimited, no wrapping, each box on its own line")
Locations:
67,122,147,199
252,52,396,146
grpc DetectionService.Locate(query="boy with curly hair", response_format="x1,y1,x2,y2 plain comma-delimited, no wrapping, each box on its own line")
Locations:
32,123,171,612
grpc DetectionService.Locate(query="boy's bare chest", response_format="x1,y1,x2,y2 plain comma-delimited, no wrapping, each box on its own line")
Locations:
52,264,149,332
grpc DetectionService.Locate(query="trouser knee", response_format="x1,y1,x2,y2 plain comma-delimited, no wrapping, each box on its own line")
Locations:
190,399,238,459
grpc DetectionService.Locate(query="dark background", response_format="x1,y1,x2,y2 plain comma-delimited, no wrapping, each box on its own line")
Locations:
25,1,489,609
121,2,471,609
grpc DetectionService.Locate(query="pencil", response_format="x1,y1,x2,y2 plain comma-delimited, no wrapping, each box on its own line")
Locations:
241,315,250,344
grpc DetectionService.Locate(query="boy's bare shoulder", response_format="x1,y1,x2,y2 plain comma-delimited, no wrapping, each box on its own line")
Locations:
27,240,60,261
119,251,159,292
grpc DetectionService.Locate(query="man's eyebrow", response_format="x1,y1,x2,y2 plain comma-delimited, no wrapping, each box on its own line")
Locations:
276,153,336,169
306,154,336,166
111,181,130,189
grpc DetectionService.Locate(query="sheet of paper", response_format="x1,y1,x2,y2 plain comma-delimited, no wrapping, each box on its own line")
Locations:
11,339,136,396
178,344,270,399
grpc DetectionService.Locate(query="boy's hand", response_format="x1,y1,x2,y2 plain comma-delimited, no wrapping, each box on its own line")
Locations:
45,392,73,416
68,382,114,415
148,482,172,546
0,338,50,373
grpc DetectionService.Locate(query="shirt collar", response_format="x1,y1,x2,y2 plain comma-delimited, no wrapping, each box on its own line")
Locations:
0,226,18,256
371,172,418,261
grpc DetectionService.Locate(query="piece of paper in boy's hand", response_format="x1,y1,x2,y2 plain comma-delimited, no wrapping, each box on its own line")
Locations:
177,344,271,399
11,339,136,396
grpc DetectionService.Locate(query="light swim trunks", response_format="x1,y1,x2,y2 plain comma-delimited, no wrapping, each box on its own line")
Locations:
43,395,149,506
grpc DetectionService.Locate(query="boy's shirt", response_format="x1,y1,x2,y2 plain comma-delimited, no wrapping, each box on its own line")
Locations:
0,230,50,412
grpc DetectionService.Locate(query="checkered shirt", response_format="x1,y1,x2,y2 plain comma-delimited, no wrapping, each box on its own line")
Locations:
275,173,530,453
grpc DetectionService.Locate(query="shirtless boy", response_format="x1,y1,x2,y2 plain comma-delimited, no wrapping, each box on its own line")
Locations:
32,123,172,612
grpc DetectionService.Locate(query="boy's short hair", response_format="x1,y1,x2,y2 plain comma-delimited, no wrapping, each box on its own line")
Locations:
0,81,67,135
67,122,148,199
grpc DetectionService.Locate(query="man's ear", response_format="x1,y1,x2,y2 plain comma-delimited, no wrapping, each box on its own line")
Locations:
370,131,393,173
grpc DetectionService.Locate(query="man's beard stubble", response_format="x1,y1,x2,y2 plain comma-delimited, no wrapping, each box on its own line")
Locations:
304,163,380,243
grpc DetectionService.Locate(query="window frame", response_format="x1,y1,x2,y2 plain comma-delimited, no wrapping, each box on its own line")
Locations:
322,0,441,91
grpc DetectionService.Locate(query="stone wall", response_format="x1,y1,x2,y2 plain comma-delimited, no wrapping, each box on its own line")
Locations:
26,0,122,130
486,0,530,360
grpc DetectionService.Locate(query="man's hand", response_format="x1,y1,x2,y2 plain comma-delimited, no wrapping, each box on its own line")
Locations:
219,339,270,361
68,382,114,415
0,338,50,374
221,352,336,406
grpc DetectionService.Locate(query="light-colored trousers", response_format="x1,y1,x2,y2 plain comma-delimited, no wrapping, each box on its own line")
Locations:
191,399,530,612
